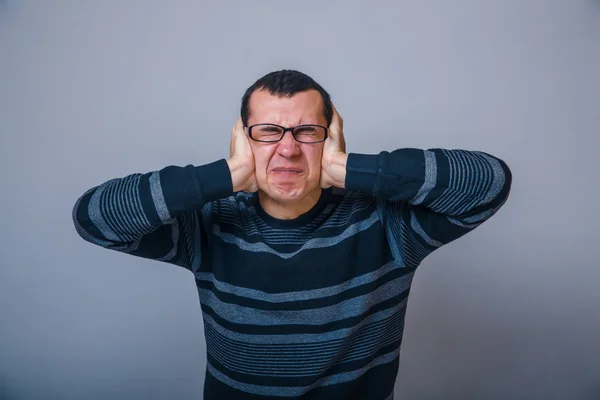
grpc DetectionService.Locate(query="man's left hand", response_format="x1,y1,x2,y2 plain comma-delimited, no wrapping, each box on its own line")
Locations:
321,103,348,189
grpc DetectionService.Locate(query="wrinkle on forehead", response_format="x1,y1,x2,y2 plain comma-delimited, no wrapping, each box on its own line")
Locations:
268,114,313,128
247,89,325,127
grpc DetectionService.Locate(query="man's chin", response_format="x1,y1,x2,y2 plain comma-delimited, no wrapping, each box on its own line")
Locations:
269,185,304,201
256,181,306,201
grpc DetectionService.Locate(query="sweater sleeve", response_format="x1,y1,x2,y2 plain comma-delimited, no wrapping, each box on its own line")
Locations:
72,159,233,271
345,148,512,267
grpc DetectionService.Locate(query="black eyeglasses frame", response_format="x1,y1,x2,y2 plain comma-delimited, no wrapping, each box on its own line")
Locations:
247,123,329,143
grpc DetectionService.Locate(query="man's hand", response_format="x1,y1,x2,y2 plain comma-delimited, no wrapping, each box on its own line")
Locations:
321,103,348,189
227,117,258,193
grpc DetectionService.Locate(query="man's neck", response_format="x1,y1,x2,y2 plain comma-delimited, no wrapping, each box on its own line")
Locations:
258,188,322,220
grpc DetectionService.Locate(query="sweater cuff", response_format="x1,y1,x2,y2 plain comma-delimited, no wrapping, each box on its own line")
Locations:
345,153,379,193
195,159,234,203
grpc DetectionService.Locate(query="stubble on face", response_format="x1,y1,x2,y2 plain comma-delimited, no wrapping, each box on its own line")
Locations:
247,89,327,214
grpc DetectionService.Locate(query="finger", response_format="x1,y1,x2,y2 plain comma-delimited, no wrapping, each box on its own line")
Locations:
331,102,341,118
334,104,343,128
232,117,244,140
330,102,343,129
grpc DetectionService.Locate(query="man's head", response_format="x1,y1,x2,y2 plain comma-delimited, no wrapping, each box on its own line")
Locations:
240,70,332,204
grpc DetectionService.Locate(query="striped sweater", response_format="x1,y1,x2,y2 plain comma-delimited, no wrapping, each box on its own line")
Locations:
72,148,512,400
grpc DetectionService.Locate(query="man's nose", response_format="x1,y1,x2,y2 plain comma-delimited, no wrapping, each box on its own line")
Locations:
276,131,301,158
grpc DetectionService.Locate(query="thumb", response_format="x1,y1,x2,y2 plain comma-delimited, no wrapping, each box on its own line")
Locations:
233,116,244,136
329,103,343,134
230,116,244,157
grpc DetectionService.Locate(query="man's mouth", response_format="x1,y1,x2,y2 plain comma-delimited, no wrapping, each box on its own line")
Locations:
272,168,303,173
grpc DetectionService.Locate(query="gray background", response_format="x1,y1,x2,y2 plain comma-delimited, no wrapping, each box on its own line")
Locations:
1,0,599,399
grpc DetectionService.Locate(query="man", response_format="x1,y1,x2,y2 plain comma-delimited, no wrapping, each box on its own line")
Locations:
73,69,512,400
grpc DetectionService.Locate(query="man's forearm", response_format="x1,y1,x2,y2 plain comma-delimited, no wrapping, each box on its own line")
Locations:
73,159,233,247
344,148,512,220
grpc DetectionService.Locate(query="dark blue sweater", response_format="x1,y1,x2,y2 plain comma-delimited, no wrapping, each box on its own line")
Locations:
73,148,512,399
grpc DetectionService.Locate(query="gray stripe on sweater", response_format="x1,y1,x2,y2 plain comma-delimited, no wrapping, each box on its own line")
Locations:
72,188,115,247
88,180,120,241
203,308,406,373
156,219,180,261
410,210,443,248
202,297,409,345
479,152,506,204
411,150,437,205
199,272,413,326
211,210,379,259
206,347,400,397
195,259,405,302
149,171,171,224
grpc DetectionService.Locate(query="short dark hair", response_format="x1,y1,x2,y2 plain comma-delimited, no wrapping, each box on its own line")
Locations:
240,69,332,127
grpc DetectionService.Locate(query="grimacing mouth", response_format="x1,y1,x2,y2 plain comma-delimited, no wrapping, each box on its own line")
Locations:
272,168,303,173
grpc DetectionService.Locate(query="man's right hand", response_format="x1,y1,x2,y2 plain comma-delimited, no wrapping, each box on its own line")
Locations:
227,117,258,193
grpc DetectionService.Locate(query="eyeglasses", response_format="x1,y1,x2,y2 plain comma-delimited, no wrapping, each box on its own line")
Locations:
247,124,328,143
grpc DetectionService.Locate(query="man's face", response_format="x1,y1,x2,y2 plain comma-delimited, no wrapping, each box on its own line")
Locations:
246,89,326,202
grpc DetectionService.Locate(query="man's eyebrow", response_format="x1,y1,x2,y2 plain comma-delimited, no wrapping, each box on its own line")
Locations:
298,118,318,125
